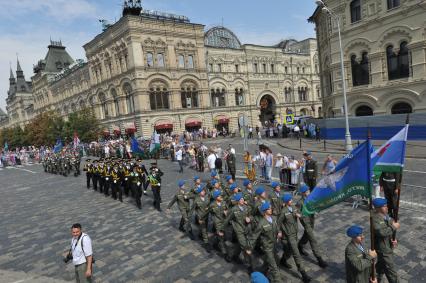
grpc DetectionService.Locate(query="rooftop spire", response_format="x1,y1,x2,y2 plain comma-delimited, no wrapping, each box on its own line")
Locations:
17,57,23,72
9,63,15,80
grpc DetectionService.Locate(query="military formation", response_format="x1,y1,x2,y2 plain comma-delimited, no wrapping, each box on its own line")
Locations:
42,152,81,177
81,158,164,210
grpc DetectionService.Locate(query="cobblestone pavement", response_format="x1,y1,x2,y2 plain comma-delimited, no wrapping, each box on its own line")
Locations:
1,138,426,283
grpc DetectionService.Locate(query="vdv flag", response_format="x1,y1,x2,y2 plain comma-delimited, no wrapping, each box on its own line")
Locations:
131,137,143,154
371,124,409,174
53,138,63,153
149,130,160,154
73,132,80,150
302,140,374,215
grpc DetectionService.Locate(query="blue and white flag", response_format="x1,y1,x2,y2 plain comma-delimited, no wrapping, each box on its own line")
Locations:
131,136,143,154
302,140,374,215
53,138,63,153
371,124,409,173
149,130,160,154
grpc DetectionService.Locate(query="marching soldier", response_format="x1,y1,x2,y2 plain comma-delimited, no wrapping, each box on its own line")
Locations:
278,193,311,283
147,164,164,212
122,162,132,197
269,181,283,217
223,193,254,271
167,180,192,236
83,159,92,189
189,184,212,253
379,171,400,218
372,198,400,283
111,164,123,202
247,201,283,283
92,160,99,191
242,179,255,208
130,165,143,209
297,184,328,268
210,190,230,261
303,152,318,192
345,225,377,283
103,162,112,197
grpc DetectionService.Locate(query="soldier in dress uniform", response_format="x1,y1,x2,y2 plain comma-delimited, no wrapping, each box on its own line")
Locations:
111,163,123,202
167,180,192,236
147,163,164,211
242,179,255,209
379,171,401,218
345,225,377,283
210,189,230,261
83,159,92,189
303,152,318,192
372,198,400,283
103,162,112,197
278,193,311,283
130,165,143,209
189,184,212,253
269,181,283,217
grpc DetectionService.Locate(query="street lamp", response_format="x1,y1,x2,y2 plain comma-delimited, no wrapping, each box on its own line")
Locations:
315,0,353,151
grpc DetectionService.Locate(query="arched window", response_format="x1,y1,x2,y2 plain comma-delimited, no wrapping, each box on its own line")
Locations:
178,55,185,68
187,55,194,69
211,88,226,107
111,89,119,116
146,52,154,67
387,0,400,10
350,0,361,23
387,42,410,80
181,85,198,108
235,88,244,106
355,105,373,116
298,87,308,101
351,52,370,86
391,102,412,114
123,83,135,114
149,86,169,110
157,53,164,67
284,87,292,103
99,92,108,119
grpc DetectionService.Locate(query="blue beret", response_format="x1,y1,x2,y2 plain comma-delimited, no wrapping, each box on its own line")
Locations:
196,183,206,194
211,171,217,177
225,175,232,181
255,187,265,195
259,201,271,213
243,179,251,187
299,184,309,193
373,198,387,208
230,183,237,190
282,193,292,203
251,271,269,283
233,192,243,202
212,190,222,199
346,225,363,238
211,179,217,186
178,180,185,187
271,181,280,188
193,176,200,181
306,151,312,155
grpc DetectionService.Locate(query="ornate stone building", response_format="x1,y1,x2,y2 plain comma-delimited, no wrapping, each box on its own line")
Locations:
2,3,321,135
309,0,426,118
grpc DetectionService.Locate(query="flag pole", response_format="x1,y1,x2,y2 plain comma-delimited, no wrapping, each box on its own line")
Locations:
392,114,409,240
367,128,376,281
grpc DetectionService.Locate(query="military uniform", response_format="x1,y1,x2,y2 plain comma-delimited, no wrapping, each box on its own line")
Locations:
111,167,122,201
210,199,228,257
190,193,211,247
167,187,191,232
372,211,399,283
83,160,92,189
227,153,236,181
345,241,374,283
130,169,143,209
148,167,163,211
303,157,318,191
379,172,400,218
269,190,283,217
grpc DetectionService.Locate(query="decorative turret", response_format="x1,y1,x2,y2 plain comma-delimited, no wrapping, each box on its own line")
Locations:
16,58,24,78
8,65,16,98
122,0,142,17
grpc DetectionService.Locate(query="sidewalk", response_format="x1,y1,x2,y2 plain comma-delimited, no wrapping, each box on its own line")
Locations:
274,137,426,159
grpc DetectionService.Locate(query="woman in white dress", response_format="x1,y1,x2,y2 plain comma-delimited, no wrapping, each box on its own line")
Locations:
288,156,300,190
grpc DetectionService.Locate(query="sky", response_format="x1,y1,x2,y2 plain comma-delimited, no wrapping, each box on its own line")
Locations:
0,0,317,110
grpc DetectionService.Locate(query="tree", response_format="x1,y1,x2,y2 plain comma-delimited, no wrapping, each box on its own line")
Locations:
66,108,100,142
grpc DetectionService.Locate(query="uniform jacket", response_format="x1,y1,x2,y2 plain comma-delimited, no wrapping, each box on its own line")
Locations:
372,211,396,255
345,241,373,283
167,189,190,211
250,216,281,251
210,201,228,232
278,204,299,236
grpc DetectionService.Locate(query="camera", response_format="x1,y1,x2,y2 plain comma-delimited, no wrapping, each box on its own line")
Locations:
63,252,73,263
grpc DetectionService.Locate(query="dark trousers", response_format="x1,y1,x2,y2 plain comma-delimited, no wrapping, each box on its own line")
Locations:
152,185,161,211
197,159,204,172
93,175,99,191
132,183,142,209
112,181,122,201
86,173,91,189
178,160,183,173
104,179,110,196
99,178,104,193
123,178,130,196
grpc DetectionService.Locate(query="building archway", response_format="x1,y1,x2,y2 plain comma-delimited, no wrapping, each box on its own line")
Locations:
355,105,373,116
391,102,412,114
259,94,276,126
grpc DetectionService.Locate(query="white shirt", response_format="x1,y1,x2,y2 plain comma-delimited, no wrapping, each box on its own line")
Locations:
71,233,93,266
294,126,300,132
175,149,183,161
207,153,216,169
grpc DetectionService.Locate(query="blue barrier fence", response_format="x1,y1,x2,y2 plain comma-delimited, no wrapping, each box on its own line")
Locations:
321,125,426,140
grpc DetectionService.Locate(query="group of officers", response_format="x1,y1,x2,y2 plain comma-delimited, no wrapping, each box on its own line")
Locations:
166,171,401,283
82,158,164,211
42,152,81,177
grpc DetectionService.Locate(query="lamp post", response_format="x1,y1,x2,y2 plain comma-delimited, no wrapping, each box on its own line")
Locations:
315,0,353,151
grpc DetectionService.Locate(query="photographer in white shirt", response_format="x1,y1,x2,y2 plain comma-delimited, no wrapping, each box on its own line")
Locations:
65,223,93,283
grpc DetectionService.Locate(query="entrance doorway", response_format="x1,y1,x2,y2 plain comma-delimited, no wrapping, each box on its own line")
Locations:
259,95,276,126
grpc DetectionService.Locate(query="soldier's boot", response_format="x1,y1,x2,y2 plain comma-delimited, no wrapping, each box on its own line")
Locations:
298,243,308,256
316,257,328,268
203,243,212,253
300,271,312,283
279,256,292,269
224,253,232,262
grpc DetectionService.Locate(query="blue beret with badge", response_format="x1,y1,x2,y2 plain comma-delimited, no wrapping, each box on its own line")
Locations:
178,180,185,187
211,179,217,186
255,187,265,195
233,192,243,202
196,183,206,194
212,190,222,199
225,175,232,181
193,176,200,181
259,201,271,213
211,171,217,177
282,193,292,203
251,271,269,283
271,181,280,188
299,184,309,193
243,179,251,187
230,183,237,190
